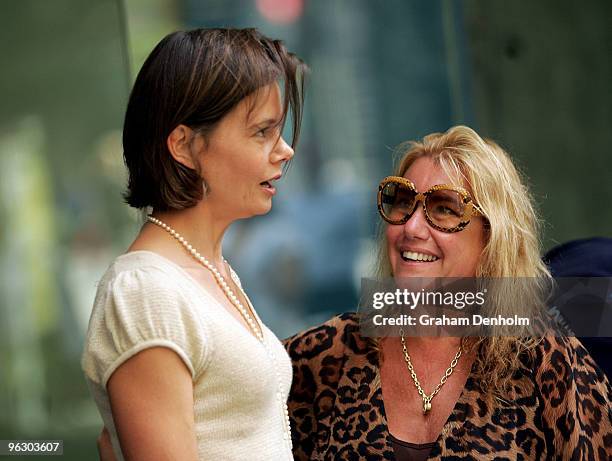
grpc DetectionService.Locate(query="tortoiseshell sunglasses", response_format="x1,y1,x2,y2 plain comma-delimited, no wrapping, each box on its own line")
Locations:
377,176,484,233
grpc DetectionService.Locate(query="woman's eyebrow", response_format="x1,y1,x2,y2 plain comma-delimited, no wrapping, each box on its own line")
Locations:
258,118,278,125
249,117,282,128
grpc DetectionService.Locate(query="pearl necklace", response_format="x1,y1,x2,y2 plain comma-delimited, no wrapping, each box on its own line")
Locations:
147,215,293,448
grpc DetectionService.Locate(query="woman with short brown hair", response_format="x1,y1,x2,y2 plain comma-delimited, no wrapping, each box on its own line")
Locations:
82,28,306,461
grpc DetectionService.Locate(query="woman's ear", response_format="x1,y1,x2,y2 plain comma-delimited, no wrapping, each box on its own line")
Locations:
167,124,199,170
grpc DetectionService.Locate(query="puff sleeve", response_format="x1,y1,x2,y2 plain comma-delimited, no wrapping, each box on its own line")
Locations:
81,266,210,387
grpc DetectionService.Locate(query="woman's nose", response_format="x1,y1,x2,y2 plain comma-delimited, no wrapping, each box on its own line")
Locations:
271,136,294,163
402,201,430,240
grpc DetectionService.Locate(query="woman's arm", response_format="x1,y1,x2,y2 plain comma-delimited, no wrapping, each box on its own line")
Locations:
107,347,199,461
536,337,612,459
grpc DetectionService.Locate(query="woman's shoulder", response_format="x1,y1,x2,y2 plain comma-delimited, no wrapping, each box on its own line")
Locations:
96,251,196,300
282,312,374,361
91,250,211,334
527,336,610,398
283,311,355,345
83,251,211,385
530,336,611,449
531,336,609,385
104,250,184,280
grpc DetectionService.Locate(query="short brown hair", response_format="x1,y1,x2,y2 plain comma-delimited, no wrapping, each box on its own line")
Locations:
122,28,306,211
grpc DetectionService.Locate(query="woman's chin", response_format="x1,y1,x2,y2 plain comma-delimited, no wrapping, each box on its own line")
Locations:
261,200,273,214
251,201,273,217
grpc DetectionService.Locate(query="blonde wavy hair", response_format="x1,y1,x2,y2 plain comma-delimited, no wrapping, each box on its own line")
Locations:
374,125,551,396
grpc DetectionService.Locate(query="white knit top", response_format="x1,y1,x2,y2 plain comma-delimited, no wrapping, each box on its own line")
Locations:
81,251,294,461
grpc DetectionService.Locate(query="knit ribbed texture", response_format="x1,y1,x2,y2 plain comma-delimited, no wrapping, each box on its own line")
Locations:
81,251,294,460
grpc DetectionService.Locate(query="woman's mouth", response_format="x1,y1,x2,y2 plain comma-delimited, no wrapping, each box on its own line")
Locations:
260,174,281,195
400,251,439,263
260,180,277,195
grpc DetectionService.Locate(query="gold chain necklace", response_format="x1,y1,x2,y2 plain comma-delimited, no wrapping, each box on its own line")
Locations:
399,329,463,414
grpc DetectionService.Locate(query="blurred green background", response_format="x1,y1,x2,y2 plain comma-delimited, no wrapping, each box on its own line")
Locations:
0,0,610,459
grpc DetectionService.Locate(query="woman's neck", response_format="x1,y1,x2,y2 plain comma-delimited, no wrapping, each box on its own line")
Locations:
145,201,232,269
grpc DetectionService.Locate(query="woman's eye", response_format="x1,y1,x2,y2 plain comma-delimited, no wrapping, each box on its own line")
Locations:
256,127,269,137
435,205,460,216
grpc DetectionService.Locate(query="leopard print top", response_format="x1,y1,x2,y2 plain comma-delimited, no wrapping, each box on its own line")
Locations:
283,313,612,460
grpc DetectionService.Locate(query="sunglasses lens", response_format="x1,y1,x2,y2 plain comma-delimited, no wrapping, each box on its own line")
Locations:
380,182,416,222
425,190,467,229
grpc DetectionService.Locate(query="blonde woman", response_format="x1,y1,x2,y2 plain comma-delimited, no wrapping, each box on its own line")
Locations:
285,126,612,460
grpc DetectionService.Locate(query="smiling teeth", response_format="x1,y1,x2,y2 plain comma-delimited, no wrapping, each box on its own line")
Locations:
402,251,438,262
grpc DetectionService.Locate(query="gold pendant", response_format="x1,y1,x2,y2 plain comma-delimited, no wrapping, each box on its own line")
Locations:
423,398,432,414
